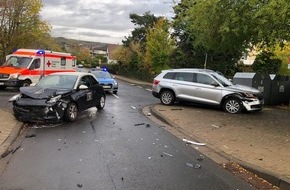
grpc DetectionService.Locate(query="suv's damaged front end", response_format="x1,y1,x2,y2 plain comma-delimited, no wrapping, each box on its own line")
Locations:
238,92,264,111
224,84,264,112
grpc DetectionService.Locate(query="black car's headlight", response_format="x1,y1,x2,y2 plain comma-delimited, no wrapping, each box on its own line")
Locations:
46,95,62,104
8,94,22,102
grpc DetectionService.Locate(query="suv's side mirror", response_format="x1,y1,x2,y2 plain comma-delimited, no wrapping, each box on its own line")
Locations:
211,81,220,87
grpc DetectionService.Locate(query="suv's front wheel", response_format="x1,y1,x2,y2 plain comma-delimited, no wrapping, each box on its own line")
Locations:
223,98,242,114
160,90,175,105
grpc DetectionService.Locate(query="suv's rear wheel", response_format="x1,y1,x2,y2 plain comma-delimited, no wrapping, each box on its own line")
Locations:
160,90,175,105
223,98,242,114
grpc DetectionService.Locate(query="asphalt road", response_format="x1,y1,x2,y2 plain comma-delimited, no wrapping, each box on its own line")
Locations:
0,80,257,190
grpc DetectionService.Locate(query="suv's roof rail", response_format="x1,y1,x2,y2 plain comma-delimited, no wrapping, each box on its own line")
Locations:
164,68,215,73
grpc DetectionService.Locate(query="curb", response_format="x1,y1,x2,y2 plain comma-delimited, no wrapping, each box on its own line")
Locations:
0,111,24,159
115,75,152,87
149,105,290,190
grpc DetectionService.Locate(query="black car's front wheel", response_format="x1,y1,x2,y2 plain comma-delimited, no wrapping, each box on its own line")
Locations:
65,102,78,121
96,94,105,110
223,98,242,114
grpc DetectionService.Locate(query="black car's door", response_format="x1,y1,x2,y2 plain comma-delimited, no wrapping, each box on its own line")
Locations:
75,75,95,111
87,75,102,105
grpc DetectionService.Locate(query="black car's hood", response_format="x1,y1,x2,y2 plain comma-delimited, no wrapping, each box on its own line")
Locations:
19,86,72,99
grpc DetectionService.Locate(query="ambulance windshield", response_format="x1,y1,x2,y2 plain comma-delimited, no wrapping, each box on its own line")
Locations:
3,56,32,68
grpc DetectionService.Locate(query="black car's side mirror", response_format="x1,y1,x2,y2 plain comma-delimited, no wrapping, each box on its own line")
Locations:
79,84,88,90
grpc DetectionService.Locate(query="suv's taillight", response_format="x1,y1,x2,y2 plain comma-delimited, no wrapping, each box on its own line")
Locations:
153,80,160,85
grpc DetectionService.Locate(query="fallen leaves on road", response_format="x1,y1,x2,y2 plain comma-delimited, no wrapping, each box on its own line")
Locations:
223,162,280,190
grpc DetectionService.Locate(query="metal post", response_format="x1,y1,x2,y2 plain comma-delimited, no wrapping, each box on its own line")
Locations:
204,53,208,69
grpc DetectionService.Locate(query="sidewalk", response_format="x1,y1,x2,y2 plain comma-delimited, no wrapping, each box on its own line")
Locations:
0,109,23,158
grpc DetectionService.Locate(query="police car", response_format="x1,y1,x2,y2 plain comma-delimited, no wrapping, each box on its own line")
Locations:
89,68,118,94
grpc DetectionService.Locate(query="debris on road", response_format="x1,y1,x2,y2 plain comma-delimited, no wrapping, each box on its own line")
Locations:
197,154,205,161
194,164,201,169
211,124,220,129
186,163,194,168
134,123,145,126
25,133,36,138
147,113,152,116
183,138,206,146
12,146,21,154
77,184,83,188
186,163,201,169
162,152,173,157
146,124,151,128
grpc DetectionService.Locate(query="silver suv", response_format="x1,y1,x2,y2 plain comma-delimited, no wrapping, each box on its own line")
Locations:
152,69,264,114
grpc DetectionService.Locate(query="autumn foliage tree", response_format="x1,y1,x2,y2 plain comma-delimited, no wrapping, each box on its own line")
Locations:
0,0,57,63
144,18,174,74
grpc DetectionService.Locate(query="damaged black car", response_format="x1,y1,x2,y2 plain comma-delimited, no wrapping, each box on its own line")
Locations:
9,72,106,122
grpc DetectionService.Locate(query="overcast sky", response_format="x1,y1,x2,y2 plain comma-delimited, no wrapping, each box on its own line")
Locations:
40,0,174,44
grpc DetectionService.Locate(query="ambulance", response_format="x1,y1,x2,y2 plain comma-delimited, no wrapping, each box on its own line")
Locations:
0,49,77,89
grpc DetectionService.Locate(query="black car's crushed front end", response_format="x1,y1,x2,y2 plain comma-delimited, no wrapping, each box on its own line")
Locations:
13,98,68,123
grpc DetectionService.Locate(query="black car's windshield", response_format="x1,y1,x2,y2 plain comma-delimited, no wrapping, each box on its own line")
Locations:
3,56,32,68
91,71,112,79
36,75,78,89
211,72,233,87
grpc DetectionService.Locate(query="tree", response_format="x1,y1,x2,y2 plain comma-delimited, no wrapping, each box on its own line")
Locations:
252,51,282,74
0,0,56,63
272,43,290,75
122,12,161,51
144,18,174,74
112,45,132,66
69,43,91,66
171,0,290,76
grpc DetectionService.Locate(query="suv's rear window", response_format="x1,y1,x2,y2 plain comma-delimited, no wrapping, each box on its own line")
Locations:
176,72,195,82
163,72,176,79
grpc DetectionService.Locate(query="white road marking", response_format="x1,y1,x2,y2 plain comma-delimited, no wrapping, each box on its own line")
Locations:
131,106,136,109
113,94,119,99
137,86,142,89
130,84,135,86
146,89,152,92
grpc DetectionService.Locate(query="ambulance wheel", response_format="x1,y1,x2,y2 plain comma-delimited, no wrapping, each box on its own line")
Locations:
22,80,31,87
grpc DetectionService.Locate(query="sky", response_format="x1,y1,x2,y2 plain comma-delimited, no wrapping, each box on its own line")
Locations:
40,0,175,44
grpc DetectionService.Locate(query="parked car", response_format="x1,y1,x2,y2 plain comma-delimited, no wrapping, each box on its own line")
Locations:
89,70,118,94
9,72,106,122
152,69,264,114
